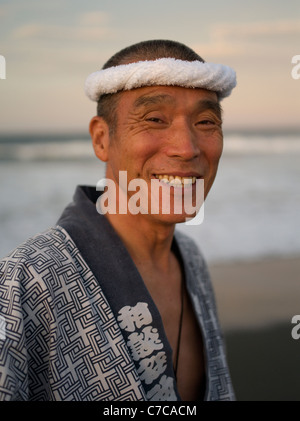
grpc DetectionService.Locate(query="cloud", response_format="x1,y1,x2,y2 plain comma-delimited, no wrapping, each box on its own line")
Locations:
13,24,110,41
12,24,42,39
213,19,300,38
11,10,112,42
79,11,109,26
192,19,300,59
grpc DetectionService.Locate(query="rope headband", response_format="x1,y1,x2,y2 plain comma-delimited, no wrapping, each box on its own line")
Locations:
84,58,237,102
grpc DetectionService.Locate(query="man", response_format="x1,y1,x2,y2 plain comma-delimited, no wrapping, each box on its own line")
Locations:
0,40,236,401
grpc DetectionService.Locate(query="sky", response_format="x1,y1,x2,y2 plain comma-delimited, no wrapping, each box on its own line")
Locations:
0,0,299,134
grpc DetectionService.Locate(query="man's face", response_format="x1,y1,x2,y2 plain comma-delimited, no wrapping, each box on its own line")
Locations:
104,85,223,224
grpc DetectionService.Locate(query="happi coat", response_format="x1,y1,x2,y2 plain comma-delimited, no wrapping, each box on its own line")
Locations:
0,186,235,401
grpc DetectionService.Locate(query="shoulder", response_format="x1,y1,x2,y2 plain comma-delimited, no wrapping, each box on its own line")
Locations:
0,226,74,286
1,226,67,260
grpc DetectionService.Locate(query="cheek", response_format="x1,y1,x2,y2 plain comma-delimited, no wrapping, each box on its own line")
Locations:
205,137,223,166
214,143,223,163
123,132,160,161
110,134,160,178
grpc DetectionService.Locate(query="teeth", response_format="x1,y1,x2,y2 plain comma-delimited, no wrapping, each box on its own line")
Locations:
183,178,193,185
155,175,197,185
170,178,182,186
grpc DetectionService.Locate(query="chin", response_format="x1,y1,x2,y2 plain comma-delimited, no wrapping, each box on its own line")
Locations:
150,212,198,226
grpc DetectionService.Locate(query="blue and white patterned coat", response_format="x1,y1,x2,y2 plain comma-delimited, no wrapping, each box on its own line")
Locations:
0,186,235,401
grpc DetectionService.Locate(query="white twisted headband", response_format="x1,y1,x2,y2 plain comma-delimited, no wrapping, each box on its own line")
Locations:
85,58,237,101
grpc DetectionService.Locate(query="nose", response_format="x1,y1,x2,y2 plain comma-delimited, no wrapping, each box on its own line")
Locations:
166,119,200,161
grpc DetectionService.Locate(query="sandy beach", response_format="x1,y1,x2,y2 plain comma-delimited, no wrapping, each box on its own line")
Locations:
209,255,300,401
210,255,300,331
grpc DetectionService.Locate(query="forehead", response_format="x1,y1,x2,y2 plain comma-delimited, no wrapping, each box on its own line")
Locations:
117,85,219,112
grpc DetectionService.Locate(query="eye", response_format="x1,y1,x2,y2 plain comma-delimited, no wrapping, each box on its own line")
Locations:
197,119,215,126
146,117,164,124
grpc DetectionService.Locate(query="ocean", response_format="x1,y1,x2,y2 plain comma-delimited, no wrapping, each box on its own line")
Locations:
0,130,300,263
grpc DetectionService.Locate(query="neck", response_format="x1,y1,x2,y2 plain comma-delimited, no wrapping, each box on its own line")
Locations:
105,211,176,272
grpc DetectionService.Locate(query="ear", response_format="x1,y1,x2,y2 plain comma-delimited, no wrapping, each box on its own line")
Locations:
89,116,110,162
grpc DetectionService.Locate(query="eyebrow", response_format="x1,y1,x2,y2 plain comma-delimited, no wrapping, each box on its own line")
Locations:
133,93,223,120
133,94,175,109
195,99,223,120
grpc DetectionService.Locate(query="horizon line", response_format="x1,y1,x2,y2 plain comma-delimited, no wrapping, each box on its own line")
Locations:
0,126,299,138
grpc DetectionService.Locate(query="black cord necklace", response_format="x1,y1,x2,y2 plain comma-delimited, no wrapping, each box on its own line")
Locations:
173,278,184,380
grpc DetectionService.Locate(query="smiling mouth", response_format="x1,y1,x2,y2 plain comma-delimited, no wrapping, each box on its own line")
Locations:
154,174,198,186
